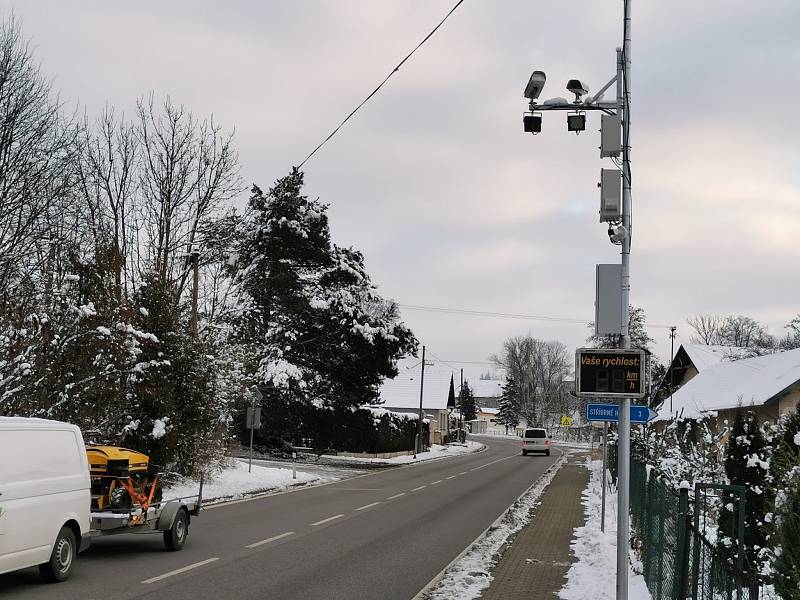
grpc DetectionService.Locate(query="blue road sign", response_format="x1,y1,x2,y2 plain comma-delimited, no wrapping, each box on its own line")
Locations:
586,403,657,424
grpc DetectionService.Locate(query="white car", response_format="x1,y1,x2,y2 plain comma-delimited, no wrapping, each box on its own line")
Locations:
521,427,552,456
0,417,91,582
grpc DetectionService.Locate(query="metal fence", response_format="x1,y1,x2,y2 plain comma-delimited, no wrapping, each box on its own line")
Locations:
630,459,690,600
629,460,762,600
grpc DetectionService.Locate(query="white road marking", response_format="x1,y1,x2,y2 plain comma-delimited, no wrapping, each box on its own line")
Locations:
356,502,380,511
459,471,468,475
446,475,457,480
411,485,427,492
470,454,518,472
430,480,442,485
245,531,294,549
387,492,406,500
311,514,344,526
141,557,219,584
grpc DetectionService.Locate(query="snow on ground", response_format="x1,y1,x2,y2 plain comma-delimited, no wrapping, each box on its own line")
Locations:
322,440,483,465
558,458,651,600
421,451,569,600
164,459,339,505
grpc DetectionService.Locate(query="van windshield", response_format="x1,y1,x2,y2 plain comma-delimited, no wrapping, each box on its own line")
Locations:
524,429,546,439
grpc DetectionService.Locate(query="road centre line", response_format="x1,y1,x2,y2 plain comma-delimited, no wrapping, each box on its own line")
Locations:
411,485,427,492
355,502,380,511
430,480,442,485
245,531,295,549
446,475,457,479
387,492,406,500
459,471,468,475
470,454,518,472
311,514,344,526
141,557,220,584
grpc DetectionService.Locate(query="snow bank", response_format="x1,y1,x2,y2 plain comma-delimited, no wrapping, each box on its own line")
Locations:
558,458,651,600
164,459,334,505
422,452,568,600
322,441,482,465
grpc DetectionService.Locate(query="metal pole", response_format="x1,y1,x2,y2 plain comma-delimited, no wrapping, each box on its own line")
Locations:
669,326,676,413
248,393,255,473
616,1,632,597
602,420,608,533
459,368,464,441
416,346,426,456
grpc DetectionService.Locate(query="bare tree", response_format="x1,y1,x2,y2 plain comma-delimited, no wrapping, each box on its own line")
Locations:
687,314,725,345
491,335,571,427
0,15,77,309
136,95,241,299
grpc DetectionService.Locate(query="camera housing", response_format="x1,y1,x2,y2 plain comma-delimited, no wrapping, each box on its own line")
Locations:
566,79,590,102
524,71,547,101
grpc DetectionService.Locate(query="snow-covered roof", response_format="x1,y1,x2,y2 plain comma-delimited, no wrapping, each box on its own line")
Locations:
470,379,503,398
681,344,749,371
377,362,454,411
479,407,499,415
656,347,800,421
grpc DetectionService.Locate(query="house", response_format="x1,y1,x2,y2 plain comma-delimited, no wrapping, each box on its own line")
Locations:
375,362,454,445
655,347,800,425
651,343,749,409
472,378,504,409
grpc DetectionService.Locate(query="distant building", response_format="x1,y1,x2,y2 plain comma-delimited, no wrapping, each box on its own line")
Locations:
374,362,454,445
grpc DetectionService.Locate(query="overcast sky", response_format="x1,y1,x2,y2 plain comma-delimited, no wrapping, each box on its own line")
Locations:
5,1,799,381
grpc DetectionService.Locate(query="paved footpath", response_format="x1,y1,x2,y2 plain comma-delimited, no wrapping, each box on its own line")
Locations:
481,451,589,600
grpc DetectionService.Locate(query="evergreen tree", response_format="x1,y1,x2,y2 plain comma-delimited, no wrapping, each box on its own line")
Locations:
718,410,770,573
461,381,477,422
447,375,456,409
497,376,520,434
233,170,417,420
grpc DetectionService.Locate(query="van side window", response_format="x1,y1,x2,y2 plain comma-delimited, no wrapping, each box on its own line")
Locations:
0,430,81,484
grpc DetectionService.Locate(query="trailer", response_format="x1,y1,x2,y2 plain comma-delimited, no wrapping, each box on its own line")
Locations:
84,445,204,551
87,494,202,551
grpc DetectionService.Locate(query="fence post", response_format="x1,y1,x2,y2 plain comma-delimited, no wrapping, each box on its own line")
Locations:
675,486,691,600
657,484,665,600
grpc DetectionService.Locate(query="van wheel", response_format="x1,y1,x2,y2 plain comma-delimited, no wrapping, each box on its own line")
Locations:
164,509,189,551
39,526,76,583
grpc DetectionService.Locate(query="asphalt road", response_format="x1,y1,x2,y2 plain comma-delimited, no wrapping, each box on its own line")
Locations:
1,436,562,600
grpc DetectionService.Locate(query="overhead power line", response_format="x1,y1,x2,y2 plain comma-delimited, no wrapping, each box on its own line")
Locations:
297,0,467,168
397,303,676,330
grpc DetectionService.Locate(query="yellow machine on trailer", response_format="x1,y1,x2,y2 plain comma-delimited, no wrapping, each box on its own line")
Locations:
84,446,201,551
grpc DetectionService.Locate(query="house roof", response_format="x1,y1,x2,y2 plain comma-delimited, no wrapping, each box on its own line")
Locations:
470,379,503,399
376,361,454,411
655,347,800,421
681,344,749,371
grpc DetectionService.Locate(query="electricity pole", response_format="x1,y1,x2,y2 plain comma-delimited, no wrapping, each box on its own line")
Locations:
416,346,427,456
190,250,200,338
669,326,677,413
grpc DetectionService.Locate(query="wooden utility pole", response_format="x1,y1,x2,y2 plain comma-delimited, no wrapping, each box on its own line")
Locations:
459,368,464,441
190,251,200,338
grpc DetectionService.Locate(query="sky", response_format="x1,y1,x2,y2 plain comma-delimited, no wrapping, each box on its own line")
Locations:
5,0,799,383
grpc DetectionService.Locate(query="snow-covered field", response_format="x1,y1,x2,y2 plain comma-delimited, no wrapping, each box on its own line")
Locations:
164,459,339,505
420,451,568,600
322,440,483,465
558,458,651,600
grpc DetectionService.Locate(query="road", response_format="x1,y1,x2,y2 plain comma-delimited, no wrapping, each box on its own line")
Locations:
1,436,562,600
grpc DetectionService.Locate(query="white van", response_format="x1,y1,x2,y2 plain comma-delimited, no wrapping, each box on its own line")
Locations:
0,417,90,582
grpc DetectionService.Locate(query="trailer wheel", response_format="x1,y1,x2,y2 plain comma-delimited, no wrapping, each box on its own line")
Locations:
39,526,76,582
164,508,189,551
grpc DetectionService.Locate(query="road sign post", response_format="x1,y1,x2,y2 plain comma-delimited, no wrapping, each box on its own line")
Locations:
248,386,264,473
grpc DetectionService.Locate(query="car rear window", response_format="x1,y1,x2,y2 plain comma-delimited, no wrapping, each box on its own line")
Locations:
524,429,546,439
